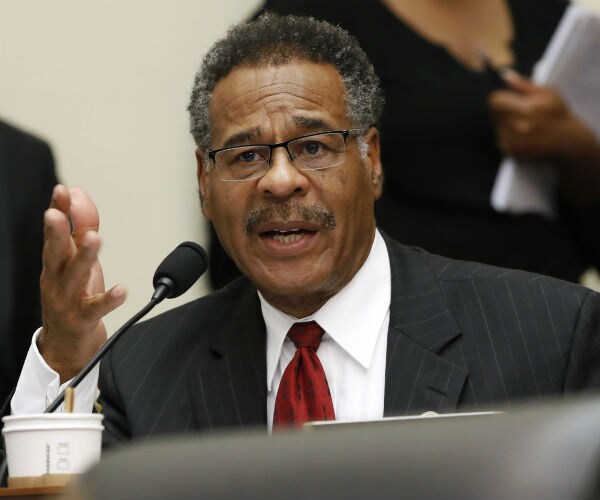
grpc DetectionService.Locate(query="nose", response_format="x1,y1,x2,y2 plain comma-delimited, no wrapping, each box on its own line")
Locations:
256,147,309,198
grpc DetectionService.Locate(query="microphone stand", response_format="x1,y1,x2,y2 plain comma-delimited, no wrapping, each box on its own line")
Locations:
44,300,158,413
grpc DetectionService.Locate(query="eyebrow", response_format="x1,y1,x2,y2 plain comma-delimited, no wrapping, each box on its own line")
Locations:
292,116,335,131
218,116,336,149
221,129,261,149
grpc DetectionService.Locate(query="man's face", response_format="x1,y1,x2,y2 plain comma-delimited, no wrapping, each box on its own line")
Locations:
197,61,382,317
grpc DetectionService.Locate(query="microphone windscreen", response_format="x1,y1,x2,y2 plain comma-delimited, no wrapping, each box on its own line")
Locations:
152,242,209,298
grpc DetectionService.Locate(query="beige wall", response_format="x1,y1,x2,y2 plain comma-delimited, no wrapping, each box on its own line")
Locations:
577,0,600,10
1,0,599,334
0,0,261,333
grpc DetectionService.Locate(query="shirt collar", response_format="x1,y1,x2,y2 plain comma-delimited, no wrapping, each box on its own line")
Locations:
260,230,391,391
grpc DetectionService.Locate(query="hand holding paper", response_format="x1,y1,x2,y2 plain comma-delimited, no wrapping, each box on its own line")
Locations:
490,4,600,216
489,72,593,163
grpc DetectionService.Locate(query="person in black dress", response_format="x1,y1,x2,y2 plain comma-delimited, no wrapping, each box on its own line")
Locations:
208,0,600,289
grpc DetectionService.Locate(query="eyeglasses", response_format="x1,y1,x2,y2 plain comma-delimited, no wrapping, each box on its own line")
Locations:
207,129,362,182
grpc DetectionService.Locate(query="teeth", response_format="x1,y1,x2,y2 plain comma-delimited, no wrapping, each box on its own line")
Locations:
272,232,302,244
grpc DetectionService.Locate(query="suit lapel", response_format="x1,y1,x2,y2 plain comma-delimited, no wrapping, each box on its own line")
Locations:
383,236,468,416
186,235,469,428
187,284,267,431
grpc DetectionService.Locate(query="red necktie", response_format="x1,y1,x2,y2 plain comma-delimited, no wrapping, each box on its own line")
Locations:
273,321,336,429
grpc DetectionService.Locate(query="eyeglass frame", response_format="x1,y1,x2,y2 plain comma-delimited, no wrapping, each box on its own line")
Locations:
207,129,363,182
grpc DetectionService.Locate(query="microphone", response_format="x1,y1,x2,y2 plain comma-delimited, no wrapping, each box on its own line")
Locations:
152,241,209,300
44,242,208,413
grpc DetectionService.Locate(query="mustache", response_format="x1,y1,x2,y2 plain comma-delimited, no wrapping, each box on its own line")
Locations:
244,202,336,233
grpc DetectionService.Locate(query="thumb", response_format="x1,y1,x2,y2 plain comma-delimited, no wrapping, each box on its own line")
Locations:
501,69,537,94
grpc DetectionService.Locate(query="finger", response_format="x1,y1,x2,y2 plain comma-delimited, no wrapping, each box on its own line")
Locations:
43,230,126,327
68,188,100,245
496,125,536,158
81,284,128,323
49,184,72,213
43,207,77,275
501,69,537,94
489,90,533,117
501,116,534,136
49,185,100,246
61,230,103,297
49,184,76,239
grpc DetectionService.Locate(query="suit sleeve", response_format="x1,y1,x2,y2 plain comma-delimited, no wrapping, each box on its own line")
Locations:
564,290,600,391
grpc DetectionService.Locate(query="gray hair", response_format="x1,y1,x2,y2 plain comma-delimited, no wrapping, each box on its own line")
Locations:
188,13,384,152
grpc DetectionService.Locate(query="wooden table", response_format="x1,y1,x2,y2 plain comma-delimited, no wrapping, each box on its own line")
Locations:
0,486,65,499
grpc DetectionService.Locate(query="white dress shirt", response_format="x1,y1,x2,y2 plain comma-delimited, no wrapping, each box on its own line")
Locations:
12,333,99,414
12,231,392,430
262,230,391,430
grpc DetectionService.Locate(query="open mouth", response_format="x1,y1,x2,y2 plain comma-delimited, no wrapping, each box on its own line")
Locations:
261,228,316,244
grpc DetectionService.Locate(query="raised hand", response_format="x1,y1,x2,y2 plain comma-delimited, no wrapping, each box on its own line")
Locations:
37,185,127,382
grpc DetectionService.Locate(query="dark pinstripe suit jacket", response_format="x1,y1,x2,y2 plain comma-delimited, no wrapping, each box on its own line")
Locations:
99,234,600,444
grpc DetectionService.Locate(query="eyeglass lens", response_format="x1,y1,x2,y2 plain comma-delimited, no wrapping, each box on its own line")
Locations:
215,132,348,181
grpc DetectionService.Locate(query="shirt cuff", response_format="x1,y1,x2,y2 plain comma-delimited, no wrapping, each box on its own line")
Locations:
11,328,99,414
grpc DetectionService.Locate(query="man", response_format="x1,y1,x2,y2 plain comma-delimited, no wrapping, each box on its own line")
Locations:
0,119,57,404
9,14,600,443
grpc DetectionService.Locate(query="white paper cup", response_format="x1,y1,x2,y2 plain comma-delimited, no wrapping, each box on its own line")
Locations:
2,413,103,481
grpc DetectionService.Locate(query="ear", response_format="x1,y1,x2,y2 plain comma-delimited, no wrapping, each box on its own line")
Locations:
196,148,213,220
364,127,383,199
